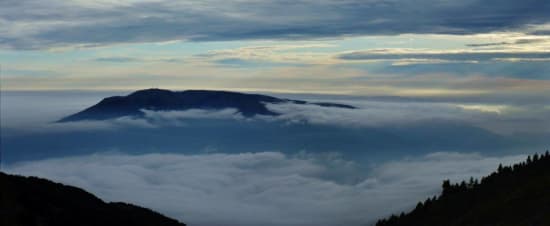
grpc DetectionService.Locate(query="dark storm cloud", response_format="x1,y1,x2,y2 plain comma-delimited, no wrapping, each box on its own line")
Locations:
1,0,549,49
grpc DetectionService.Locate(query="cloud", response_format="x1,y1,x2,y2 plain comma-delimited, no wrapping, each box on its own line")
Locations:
1,68,63,77
0,91,158,135
192,44,332,67
94,57,143,63
2,90,548,142
465,38,549,47
262,101,550,134
93,57,181,63
337,49,550,62
2,108,242,135
4,93,549,136
355,59,550,80
141,108,244,125
2,116,157,137
465,42,510,47
264,101,472,127
513,38,549,45
51,101,522,134
6,151,527,226
212,58,309,68
1,0,549,49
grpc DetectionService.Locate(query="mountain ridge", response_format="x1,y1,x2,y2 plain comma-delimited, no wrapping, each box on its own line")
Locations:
0,172,186,226
58,88,355,122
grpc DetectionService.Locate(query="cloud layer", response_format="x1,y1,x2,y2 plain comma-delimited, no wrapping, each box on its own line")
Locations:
6,151,526,226
3,90,549,136
1,0,549,49
266,101,550,134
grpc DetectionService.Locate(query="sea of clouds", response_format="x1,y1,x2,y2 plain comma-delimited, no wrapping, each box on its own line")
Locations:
1,91,543,225
6,151,526,226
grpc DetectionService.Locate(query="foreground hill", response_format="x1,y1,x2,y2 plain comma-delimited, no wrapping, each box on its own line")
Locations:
376,151,550,226
58,88,355,122
0,172,186,226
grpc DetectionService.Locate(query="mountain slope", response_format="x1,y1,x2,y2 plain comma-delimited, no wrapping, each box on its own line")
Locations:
0,172,186,226
376,151,550,226
58,88,355,122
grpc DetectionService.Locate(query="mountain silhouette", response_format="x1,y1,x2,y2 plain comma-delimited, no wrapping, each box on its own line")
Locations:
376,151,550,226
58,88,355,122
1,172,186,226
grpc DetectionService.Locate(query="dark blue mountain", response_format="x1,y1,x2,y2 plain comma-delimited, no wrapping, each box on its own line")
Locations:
58,89,355,122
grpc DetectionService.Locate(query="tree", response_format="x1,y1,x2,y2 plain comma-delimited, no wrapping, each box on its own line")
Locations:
442,180,452,196
376,152,550,226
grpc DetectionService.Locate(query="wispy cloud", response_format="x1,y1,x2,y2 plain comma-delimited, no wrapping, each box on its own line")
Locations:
1,0,549,49
1,68,63,77
465,38,549,47
94,57,142,63
337,49,550,62
193,44,334,67
93,57,181,63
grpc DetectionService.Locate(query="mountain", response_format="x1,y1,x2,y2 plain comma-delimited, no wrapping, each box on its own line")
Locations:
376,151,550,226
1,172,186,226
58,88,355,122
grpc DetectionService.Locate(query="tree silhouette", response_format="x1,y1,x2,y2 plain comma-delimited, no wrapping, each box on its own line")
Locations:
1,172,186,226
376,150,550,226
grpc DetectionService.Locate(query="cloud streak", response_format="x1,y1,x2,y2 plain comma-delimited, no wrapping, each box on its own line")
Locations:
465,38,549,47
6,151,527,226
93,57,181,63
337,49,550,62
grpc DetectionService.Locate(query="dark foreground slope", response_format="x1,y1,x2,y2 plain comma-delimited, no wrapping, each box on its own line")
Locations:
58,88,355,122
0,172,186,226
377,151,550,226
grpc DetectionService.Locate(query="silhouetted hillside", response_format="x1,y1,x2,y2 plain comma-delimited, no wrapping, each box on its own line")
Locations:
58,88,355,122
0,172,186,226
376,151,550,226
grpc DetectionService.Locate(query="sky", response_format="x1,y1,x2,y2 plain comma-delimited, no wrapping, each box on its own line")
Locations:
1,1,550,226
1,0,549,99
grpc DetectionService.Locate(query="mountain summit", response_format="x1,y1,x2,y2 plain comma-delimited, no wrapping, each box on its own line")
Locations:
58,89,355,122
